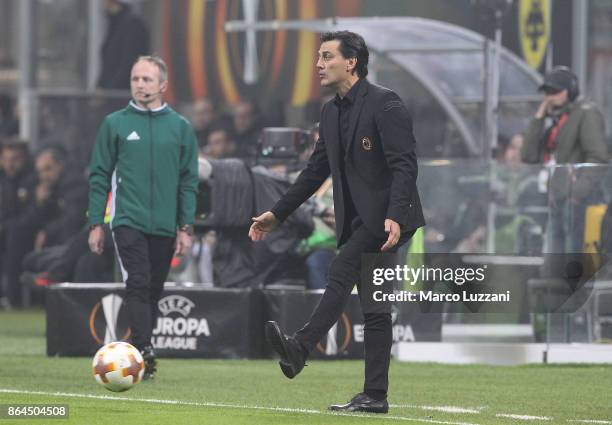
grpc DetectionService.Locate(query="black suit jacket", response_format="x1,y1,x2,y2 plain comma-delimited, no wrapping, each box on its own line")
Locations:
272,79,425,246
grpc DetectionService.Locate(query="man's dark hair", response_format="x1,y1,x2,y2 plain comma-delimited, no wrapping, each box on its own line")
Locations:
36,145,67,164
0,137,29,154
320,31,369,78
207,120,235,141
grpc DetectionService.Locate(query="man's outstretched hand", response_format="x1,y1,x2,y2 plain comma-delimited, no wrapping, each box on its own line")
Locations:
249,211,280,241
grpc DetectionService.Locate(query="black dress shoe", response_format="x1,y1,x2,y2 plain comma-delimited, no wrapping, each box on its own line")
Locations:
329,393,389,414
264,321,306,379
140,345,157,380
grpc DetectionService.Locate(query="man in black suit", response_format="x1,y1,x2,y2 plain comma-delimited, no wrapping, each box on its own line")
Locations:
249,31,425,413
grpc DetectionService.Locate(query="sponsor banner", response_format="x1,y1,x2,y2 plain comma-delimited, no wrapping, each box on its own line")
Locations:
46,284,262,358
46,284,441,359
262,289,441,360
518,0,550,70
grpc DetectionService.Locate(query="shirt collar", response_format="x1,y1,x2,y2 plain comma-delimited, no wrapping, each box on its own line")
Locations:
129,100,168,112
334,78,362,108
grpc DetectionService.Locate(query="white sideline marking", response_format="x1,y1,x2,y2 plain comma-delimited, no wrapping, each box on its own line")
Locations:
496,413,552,421
0,388,481,425
389,405,482,414
7,388,607,425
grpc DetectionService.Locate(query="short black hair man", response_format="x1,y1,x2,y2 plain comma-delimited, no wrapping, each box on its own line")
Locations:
201,122,237,159
249,31,425,413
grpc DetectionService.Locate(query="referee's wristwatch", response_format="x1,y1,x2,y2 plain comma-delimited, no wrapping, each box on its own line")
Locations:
179,224,194,236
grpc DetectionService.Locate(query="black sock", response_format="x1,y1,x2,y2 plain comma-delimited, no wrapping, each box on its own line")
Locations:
364,389,387,401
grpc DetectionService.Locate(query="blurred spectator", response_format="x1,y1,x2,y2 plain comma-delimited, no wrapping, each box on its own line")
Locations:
2,146,88,306
298,122,320,164
498,134,545,206
496,134,536,207
422,183,488,253
37,101,75,153
492,134,547,254
22,224,116,285
231,100,262,158
522,66,608,165
522,66,609,253
190,98,219,148
0,139,35,305
503,134,524,167
0,94,19,136
32,147,88,246
0,140,34,227
201,122,237,159
97,0,150,89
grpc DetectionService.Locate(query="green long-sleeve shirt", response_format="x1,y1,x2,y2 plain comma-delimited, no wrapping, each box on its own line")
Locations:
88,101,198,237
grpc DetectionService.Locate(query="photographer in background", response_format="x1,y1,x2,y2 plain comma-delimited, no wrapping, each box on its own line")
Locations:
522,66,609,254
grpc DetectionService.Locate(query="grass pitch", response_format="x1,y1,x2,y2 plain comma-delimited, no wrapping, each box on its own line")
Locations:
0,309,611,424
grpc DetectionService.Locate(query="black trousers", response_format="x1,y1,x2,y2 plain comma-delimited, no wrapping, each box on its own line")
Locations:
112,226,175,350
295,218,414,396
